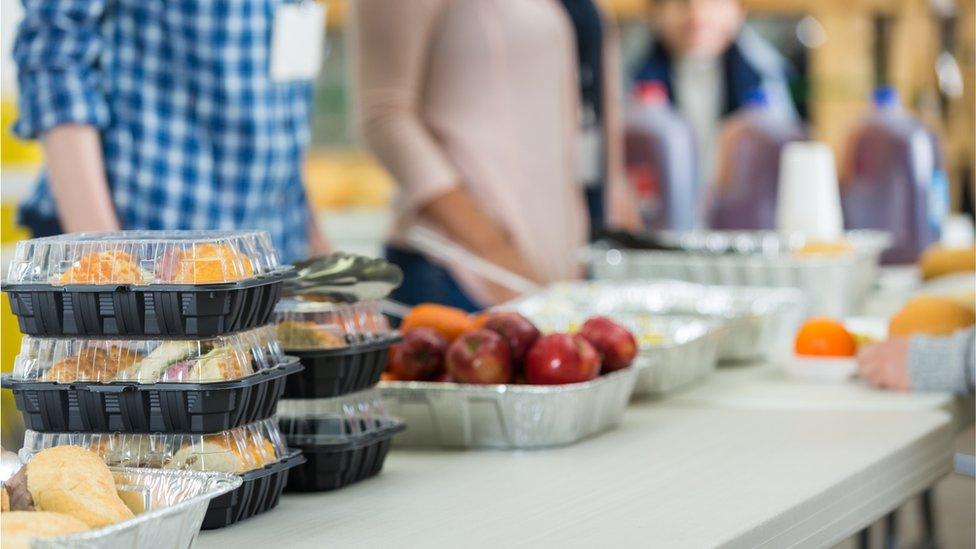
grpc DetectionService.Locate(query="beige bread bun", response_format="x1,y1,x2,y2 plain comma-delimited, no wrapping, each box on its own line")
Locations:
2,486,9,511
26,446,134,528
165,439,248,473
2,511,90,549
919,246,976,280
889,296,976,338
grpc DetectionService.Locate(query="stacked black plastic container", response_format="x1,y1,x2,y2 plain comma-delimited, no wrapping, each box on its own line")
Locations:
274,298,405,492
1,230,305,529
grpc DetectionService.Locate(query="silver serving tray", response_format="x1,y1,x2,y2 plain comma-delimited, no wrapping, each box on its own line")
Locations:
379,367,637,449
508,280,807,363
31,468,241,549
587,230,889,317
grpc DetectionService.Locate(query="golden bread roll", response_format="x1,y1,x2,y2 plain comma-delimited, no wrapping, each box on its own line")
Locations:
42,347,139,382
794,240,855,257
1,511,90,549
26,446,134,528
889,296,976,338
2,486,8,511
919,246,976,280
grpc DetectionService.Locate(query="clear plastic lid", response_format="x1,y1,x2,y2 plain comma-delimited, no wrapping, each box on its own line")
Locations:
12,326,286,383
277,389,399,445
274,299,393,349
20,418,287,474
6,230,284,286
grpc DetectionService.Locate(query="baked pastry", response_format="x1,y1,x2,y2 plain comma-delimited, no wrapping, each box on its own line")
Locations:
41,346,140,383
276,320,345,349
26,446,134,528
124,341,249,382
919,245,976,280
57,250,150,285
169,243,255,283
794,240,854,257
2,511,90,549
164,434,275,473
889,296,976,338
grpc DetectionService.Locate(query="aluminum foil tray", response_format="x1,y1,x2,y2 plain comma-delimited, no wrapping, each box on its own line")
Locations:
524,313,721,397
31,467,241,549
379,367,637,449
508,280,807,363
588,230,889,317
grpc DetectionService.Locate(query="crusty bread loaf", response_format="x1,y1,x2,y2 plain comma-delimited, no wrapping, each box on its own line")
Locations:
889,296,976,338
26,446,134,528
2,511,90,549
919,246,976,280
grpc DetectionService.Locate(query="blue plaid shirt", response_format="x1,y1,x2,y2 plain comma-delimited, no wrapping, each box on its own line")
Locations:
13,0,313,263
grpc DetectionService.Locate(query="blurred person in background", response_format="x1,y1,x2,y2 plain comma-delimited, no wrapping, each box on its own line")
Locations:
353,0,639,312
633,0,800,179
12,1,329,262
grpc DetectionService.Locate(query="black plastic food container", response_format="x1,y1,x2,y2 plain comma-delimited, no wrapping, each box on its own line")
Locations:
2,360,302,433
203,451,305,529
5,274,288,338
283,335,400,399
282,421,405,492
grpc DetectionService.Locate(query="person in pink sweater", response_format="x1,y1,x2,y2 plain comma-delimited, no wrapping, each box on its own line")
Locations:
352,0,638,311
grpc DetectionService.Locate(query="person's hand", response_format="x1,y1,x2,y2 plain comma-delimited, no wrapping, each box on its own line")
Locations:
857,338,911,391
479,240,541,304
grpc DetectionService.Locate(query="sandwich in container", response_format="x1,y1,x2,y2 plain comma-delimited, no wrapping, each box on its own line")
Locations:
3,326,301,433
19,418,303,530
4,230,292,337
275,299,400,398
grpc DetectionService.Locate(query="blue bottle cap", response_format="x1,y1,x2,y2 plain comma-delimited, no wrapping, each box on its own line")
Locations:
744,87,769,107
872,85,900,107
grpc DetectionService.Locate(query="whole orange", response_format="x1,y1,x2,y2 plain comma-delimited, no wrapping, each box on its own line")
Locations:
794,318,857,357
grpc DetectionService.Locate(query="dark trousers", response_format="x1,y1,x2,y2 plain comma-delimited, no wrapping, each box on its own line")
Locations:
385,245,481,312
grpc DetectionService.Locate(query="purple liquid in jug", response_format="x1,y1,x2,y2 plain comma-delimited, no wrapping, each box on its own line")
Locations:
624,81,699,230
840,86,947,264
707,88,804,230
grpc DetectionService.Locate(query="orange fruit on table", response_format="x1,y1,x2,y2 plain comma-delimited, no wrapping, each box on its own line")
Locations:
794,318,857,357
401,303,475,342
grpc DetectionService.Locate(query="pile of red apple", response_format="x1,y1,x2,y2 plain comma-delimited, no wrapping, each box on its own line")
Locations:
386,312,638,385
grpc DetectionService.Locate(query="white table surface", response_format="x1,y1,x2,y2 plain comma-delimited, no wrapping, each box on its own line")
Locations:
196,402,955,549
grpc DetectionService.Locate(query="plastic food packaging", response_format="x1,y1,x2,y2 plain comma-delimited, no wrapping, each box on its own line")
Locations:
508,280,807,362
25,468,241,549
380,368,637,449
588,230,889,316
278,389,405,491
19,419,304,529
275,299,400,398
3,327,302,433
4,230,292,337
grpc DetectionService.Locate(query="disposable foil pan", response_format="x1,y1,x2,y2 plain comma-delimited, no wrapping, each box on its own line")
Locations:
508,280,807,363
524,312,721,396
32,467,241,549
379,367,637,449
587,230,889,317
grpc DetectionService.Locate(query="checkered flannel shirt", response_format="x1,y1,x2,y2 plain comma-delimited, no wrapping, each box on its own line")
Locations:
13,0,314,262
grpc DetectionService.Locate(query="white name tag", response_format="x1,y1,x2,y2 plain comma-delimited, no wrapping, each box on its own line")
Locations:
270,1,326,82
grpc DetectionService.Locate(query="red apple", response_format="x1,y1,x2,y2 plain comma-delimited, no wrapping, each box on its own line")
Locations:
524,333,601,385
482,312,541,363
579,316,638,372
387,328,448,381
446,329,513,384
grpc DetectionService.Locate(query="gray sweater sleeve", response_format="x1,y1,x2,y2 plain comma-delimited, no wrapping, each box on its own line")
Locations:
907,328,975,394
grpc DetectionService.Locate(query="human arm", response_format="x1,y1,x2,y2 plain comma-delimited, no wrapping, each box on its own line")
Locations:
857,328,975,393
13,1,118,232
351,0,537,301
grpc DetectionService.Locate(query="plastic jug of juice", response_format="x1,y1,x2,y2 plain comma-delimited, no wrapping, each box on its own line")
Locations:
840,86,948,264
624,81,699,230
708,88,804,230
